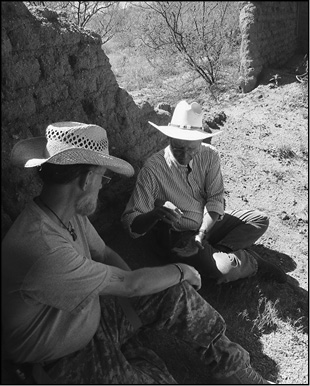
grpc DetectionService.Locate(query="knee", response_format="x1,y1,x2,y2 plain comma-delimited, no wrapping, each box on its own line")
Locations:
213,251,256,284
213,252,239,275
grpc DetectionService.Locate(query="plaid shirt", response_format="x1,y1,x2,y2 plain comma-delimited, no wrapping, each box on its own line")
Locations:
122,143,225,238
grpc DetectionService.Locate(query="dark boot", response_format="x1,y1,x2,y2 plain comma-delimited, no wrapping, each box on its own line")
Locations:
248,250,287,283
214,364,275,384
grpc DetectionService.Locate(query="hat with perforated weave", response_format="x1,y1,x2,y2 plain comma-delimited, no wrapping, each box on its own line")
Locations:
149,100,222,141
10,122,134,177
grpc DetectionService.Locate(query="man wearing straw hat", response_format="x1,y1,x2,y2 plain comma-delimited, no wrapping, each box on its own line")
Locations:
122,100,286,284
2,121,275,384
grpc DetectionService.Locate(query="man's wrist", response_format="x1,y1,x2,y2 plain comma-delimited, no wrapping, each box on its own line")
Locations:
198,229,210,241
173,263,184,283
153,208,165,222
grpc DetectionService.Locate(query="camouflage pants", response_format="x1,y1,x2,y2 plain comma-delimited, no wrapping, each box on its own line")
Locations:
46,282,250,384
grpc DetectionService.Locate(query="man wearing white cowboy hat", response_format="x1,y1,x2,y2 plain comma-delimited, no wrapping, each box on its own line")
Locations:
122,100,286,284
2,121,275,384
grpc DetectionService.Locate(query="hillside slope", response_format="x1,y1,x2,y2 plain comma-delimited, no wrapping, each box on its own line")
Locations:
105,66,308,384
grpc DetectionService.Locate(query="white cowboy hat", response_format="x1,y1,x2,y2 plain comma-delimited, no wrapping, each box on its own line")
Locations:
149,100,222,141
10,122,134,177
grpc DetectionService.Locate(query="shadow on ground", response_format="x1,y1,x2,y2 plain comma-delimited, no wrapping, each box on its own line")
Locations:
259,54,308,88
104,222,308,384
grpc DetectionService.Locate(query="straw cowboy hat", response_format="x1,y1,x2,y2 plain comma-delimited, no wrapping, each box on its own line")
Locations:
149,100,222,141
10,122,134,177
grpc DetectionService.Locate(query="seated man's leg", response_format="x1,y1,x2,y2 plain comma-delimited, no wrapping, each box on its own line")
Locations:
170,243,258,284
150,222,257,283
152,209,269,255
173,239,286,284
44,296,176,384
208,209,269,251
132,282,271,383
150,221,174,259
151,217,286,284
205,209,286,283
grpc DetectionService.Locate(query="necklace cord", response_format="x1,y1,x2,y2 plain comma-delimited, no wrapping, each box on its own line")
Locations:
37,197,77,241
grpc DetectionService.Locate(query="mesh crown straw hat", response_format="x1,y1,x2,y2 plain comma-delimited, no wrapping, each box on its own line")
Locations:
10,122,134,177
148,100,222,141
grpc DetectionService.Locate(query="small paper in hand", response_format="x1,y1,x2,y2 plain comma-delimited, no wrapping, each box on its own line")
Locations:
163,201,183,215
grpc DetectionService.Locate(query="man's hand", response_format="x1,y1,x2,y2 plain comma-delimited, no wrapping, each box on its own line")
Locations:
172,230,208,258
180,263,202,291
154,200,183,225
172,236,200,257
130,201,183,235
194,232,205,250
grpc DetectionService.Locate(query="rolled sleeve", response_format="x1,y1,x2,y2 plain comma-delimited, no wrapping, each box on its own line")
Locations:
121,167,158,238
122,210,142,239
22,245,112,313
204,149,225,220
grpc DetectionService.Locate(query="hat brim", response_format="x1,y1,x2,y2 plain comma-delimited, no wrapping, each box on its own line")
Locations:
148,121,222,141
10,137,135,177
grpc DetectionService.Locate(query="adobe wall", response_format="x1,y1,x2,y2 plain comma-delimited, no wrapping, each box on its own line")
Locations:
239,1,306,92
1,2,170,238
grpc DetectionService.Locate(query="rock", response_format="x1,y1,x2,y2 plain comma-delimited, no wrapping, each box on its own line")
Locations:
297,205,308,222
156,102,172,113
203,111,226,130
281,212,290,220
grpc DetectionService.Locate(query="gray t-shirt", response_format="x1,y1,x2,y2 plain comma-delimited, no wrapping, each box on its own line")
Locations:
2,200,112,363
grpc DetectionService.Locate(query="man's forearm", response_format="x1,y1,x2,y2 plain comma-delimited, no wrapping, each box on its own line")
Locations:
198,211,219,239
100,263,201,297
130,211,160,235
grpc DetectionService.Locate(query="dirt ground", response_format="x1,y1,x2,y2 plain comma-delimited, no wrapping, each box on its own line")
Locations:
216,65,308,292
104,57,308,385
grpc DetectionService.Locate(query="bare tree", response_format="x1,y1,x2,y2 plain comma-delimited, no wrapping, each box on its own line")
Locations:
88,2,126,44
133,1,239,86
26,1,46,5
61,1,117,29
24,1,126,44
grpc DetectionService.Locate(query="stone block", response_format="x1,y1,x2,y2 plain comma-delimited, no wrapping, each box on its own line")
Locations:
156,102,172,113
75,45,99,70
35,83,69,109
61,29,81,46
37,50,55,80
3,58,41,89
39,25,62,47
3,94,36,123
238,75,258,93
5,19,41,52
1,30,12,56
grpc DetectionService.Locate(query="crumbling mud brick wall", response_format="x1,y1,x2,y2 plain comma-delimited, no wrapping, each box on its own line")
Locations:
296,1,309,53
1,2,171,238
239,1,307,93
